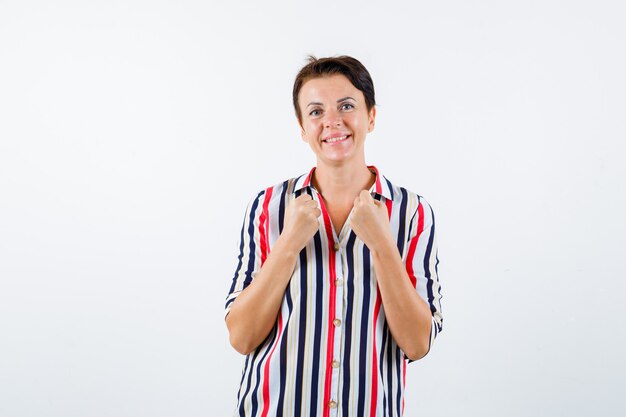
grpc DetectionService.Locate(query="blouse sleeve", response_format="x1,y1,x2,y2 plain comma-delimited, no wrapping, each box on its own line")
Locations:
404,196,444,361
224,191,265,319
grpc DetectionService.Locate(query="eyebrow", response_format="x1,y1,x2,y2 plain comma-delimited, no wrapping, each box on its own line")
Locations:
306,97,357,108
337,96,356,103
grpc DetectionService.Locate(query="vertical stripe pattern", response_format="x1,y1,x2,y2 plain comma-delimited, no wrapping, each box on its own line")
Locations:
225,165,444,416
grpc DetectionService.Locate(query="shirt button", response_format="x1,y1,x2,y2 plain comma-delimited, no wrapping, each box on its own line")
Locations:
332,360,340,368
333,242,340,251
335,278,343,286
329,400,337,409
333,318,341,327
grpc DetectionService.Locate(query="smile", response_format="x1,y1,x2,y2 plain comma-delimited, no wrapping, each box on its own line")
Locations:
322,135,350,143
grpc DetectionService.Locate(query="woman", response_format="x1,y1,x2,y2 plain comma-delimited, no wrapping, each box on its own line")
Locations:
225,55,443,417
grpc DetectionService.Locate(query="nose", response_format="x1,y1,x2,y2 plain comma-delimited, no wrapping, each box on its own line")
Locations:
323,109,343,128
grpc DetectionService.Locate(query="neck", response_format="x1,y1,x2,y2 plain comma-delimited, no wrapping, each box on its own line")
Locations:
312,160,375,204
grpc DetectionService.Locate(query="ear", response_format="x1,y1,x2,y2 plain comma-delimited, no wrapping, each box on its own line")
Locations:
367,106,376,133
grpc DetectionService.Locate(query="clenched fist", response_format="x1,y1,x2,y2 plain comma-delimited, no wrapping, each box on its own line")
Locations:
349,190,393,252
281,193,322,253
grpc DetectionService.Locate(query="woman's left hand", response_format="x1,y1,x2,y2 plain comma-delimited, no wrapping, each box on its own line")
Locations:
349,190,393,253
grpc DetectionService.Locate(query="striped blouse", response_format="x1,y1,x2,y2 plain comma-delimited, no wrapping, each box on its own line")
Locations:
225,165,443,417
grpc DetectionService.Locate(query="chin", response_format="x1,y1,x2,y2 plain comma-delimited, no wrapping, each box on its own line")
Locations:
320,153,357,165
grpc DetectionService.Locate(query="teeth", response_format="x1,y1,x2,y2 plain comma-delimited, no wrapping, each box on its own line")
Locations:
324,135,348,143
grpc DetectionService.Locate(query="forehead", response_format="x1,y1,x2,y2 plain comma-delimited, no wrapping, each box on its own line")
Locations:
298,74,363,105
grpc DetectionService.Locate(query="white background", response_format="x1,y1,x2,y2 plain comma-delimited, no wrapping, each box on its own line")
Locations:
1,1,625,416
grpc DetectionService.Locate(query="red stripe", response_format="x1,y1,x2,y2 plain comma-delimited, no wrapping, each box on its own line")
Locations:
260,313,283,417
303,166,316,187
367,165,383,195
367,164,392,218
405,201,424,288
259,187,273,265
370,288,382,416
317,194,337,417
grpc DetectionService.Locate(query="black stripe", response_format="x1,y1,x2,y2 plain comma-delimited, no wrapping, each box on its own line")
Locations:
396,188,408,255
341,231,357,416
238,347,262,416
309,229,324,416
228,191,263,301
294,174,306,197
226,221,245,308
357,244,371,417
406,216,415,245
380,322,388,416
423,202,436,314
234,354,250,416
293,248,308,417
276,282,293,416
384,177,395,201
395,346,402,416
278,180,289,234
249,329,279,416
385,326,394,417
435,252,443,331
294,173,307,199
244,191,264,288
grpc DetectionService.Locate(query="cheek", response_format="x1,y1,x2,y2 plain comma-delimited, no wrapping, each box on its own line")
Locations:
304,121,322,137
346,114,363,130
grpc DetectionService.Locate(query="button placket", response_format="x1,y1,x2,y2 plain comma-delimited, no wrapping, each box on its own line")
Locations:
329,239,345,416
316,188,346,416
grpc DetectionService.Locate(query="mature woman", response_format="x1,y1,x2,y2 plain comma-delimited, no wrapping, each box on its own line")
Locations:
225,55,443,417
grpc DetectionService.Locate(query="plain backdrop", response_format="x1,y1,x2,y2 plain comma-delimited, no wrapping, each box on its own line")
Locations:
1,1,625,416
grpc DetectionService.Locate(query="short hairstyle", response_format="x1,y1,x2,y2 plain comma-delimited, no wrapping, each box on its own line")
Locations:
292,55,376,124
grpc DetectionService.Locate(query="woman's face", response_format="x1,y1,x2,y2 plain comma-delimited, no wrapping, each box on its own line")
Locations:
298,74,376,166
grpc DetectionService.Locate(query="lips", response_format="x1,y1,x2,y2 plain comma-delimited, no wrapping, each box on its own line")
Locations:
322,134,351,144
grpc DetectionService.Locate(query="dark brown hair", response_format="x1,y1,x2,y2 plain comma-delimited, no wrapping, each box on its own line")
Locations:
292,55,376,124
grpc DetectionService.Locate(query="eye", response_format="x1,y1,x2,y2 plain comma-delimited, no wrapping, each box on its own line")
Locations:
309,108,322,117
340,103,355,111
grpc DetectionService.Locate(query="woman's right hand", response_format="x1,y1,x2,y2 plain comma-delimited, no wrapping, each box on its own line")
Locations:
280,193,321,252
